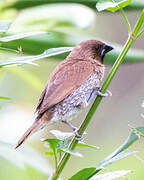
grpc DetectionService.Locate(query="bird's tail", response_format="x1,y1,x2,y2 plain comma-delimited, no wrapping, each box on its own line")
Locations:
15,117,46,149
15,110,53,149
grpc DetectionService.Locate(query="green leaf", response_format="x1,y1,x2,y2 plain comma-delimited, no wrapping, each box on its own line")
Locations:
130,126,144,137
44,138,82,157
59,147,83,157
68,167,96,180
0,32,45,42
57,140,83,157
3,0,97,11
0,20,12,34
96,131,139,169
3,0,144,11
136,127,144,136
89,170,131,180
0,96,11,100
128,0,144,10
77,142,99,150
96,0,132,12
1,31,144,64
69,130,138,179
50,130,99,150
50,130,74,140
1,31,73,55
49,130,98,156
44,138,60,153
111,131,139,156
69,151,134,180
0,47,73,68
97,151,136,169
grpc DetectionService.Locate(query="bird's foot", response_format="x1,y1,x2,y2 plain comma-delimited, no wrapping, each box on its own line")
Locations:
74,129,84,142
96,89,112,97
87,88,112,104
61,121,84,141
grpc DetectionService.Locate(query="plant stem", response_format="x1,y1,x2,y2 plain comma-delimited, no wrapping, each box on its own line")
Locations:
54,151,58,173
50,9,144,180
132,9,144,36
119,8,131,34
135,29,144,40
111,0,131,34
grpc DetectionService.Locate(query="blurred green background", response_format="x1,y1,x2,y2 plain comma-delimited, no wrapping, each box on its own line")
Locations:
0,0,144,179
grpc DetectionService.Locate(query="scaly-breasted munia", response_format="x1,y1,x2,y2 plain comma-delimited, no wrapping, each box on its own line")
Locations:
16,40,113,148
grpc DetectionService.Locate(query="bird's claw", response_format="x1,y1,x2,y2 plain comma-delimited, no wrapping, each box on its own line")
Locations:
87,87,112,104
96,89,112,97
73,129,84,142
106,90,112,96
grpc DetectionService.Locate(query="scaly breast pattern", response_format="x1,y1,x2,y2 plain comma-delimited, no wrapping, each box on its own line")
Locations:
51,66,104,122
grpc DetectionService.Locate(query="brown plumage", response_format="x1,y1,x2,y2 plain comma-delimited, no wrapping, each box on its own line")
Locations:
15,40,113,148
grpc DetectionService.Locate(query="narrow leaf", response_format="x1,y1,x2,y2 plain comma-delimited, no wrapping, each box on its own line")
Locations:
96,0,132,12
44,138,60,152
97,151,136,169
3,0,97,10
0,47,73,68
59,147,83,157
0,32,45,42
1,32,144,64
69,130,138,179
69,151,134,180
0,96,11,100
128,1,144,10
0,20,12,34
69,167,96,180
77,142,99,150
45,137,83,158
98,131,139,165
3,0,143,11
130,126,144,137
89,170,131,180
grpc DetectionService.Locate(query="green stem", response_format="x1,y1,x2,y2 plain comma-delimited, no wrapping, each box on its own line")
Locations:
119,8,131,34
50,9,144,180
132,9,144,36
111,0,131,34
54,151,58,173
135,29,144,40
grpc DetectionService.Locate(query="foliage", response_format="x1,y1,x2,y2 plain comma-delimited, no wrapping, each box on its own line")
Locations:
2,0,144,11
0,0,144,180
96,0,132,12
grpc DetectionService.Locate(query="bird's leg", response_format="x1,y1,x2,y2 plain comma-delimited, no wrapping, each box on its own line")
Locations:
62,120,76,131
61,121,83,141
87,87,112,104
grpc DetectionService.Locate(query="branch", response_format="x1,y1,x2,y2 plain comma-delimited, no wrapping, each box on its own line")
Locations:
50,9,144,180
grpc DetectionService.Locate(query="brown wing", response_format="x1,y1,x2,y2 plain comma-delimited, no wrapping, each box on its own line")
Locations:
35,87,47,113
36,59,94,115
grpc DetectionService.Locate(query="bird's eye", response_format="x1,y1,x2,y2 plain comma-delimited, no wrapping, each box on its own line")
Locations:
94,45,99,51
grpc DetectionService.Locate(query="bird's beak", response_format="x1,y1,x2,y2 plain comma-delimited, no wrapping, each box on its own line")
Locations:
101,44,113,57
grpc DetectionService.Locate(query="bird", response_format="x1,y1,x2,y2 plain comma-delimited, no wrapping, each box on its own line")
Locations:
15,40,113,148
